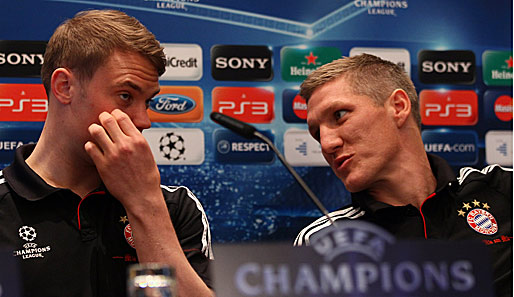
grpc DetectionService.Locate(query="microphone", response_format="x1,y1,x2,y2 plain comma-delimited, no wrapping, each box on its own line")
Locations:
210,112,335,225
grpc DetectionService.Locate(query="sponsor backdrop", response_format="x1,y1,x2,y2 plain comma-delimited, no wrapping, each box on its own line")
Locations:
0,0,512,243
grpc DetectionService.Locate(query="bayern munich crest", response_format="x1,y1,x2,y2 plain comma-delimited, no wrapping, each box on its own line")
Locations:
458,199,498,235
124,224,136,249
467,209,498,235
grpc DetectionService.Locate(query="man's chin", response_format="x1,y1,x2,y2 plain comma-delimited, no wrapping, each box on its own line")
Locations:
340,176,366,193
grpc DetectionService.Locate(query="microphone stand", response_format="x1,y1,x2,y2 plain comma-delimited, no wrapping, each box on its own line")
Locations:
211,111,335,225
253,131,335,225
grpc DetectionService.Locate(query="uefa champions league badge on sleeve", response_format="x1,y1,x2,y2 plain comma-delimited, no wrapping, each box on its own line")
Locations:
212,220,495,297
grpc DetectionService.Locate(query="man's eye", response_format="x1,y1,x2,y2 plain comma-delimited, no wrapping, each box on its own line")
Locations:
335,110,347,120
119,93,130,101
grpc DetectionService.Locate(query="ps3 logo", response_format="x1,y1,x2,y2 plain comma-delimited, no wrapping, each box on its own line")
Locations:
212,87,274,123
149,94,196,115
0,98,47,113
424,103,473,117
218,101,269,115
420,90,478,126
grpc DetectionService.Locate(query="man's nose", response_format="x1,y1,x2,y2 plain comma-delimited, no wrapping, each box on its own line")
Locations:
319,125,343,155
131,106,152,132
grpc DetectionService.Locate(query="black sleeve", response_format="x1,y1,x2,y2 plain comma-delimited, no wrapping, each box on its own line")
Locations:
161,185,214,289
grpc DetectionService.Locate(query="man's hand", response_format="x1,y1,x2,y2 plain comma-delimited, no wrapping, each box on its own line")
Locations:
84,109,213,297
84,109,162,211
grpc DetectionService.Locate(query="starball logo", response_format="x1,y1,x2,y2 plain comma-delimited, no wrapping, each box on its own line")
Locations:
418,50,475,84
0,41,47,78
211,45,273,81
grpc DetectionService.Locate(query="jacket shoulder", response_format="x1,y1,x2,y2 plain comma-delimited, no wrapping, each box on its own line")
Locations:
456,164,512,196
293,205,365,246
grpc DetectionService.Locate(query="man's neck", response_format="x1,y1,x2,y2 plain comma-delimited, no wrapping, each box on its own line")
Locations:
366,159,437,209
26,132,102,198
366,130,438,209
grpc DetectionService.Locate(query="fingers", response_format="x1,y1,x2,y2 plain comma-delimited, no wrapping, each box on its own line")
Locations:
87,122,113,154
111,109,141,137
97,111,125,142
84,140,103,163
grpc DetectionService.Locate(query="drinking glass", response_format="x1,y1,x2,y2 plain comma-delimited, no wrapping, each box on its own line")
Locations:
127,263,176,297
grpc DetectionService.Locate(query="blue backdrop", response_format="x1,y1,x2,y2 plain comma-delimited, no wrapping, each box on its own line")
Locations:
0,0,512,243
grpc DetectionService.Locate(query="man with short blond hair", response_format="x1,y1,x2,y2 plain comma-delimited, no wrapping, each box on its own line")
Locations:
0,9,213,297
294,54,512,296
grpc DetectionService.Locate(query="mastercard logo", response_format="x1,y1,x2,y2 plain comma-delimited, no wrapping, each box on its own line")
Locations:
494,95,513,122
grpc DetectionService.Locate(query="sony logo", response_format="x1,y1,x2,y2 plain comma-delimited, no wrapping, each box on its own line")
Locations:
0,53,44,65
215,57,269,70
422,61,472,73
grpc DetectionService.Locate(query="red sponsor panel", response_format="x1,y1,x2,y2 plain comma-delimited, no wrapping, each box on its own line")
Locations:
292,94,307,120
0,84,47,121
494,95,513,122
420,90,478,126
212,87,274,123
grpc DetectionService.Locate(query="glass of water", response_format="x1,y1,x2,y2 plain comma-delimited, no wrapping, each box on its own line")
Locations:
127,263,176,297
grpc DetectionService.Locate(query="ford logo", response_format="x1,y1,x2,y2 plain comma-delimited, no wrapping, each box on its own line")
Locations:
150,94,196,115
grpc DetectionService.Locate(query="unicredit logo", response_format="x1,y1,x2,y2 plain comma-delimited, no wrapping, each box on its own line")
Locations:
161,43,202,81
0,41,47,78
211,45,273,81
418,50,475,84
149,94,196,115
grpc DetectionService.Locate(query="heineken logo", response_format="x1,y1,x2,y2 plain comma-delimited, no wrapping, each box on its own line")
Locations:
482,50,513,86
280,46,341,82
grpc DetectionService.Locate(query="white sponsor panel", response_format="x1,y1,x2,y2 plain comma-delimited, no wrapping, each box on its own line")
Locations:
143,128,205,165
284,129,328,166
485,130,512,166
160,43,202,80
350,47,411,77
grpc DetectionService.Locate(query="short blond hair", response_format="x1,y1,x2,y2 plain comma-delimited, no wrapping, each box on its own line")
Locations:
300,54,421,129
41,9,165,95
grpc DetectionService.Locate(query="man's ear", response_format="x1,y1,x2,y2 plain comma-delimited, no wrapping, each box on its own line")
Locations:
387,88,411,128
50,68,77,105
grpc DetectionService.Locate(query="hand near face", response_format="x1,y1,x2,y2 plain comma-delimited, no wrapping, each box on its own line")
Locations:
84,109,162,210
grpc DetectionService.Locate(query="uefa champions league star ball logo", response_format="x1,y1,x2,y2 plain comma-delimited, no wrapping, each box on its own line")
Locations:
159,132,186,161
18,226,36,242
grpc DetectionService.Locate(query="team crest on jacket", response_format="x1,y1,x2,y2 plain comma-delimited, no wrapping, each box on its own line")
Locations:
124,223,136,249
457,200,498,235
